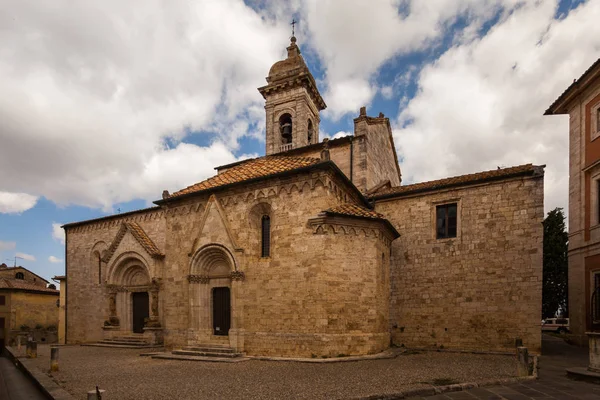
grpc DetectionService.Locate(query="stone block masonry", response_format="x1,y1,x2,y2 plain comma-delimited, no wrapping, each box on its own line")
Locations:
375,173,544,353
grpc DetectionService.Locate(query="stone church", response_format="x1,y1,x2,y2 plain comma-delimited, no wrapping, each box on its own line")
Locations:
63,37,545,357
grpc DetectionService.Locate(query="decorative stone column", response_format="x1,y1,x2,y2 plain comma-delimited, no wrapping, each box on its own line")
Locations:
228,270,245,352
143,279,163,345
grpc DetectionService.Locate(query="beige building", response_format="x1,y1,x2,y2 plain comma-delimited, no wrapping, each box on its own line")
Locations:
0,263,59,347
546,58,600,344
64,37,544,357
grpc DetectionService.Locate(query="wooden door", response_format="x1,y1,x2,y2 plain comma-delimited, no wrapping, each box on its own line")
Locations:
212,287,230,336
132,292,149,334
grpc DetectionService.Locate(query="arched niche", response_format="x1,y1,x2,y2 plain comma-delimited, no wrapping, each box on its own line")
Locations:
279,113,293,144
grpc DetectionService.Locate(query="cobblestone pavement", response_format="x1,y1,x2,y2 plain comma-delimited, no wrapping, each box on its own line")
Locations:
414,334,600,400
24,345,517,400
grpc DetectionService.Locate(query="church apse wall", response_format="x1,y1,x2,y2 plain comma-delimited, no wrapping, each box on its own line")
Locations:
374,172,544,353
159,167,393,357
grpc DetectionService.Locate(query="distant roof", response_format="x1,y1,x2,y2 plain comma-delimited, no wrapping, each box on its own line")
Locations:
545,58,600,115
0,278,59,294
372,164,544,200
0,265,49,284
215,136,354,171
167,156,322,199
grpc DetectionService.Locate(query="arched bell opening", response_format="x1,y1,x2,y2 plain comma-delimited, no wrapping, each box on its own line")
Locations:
279,113,293,145
307,119,314,144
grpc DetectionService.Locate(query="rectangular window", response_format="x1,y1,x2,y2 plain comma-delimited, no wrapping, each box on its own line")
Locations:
436,203,457,239
0,295,4,306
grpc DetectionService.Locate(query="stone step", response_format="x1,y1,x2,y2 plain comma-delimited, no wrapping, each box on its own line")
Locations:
151,353,248,363
103,338,149,343
98,340,152,347
82,343,162,349
172,349,242,358
184,346,236,353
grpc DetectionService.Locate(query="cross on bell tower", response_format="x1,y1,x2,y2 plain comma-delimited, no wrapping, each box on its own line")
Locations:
258,33,327,155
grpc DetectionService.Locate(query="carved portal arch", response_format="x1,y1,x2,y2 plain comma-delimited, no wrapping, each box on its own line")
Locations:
107,251,151,286
190,243,237,277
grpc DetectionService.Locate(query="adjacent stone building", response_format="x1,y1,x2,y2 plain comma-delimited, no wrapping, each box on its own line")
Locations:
63,37,544,356
0,263,59,347
546,58,600,345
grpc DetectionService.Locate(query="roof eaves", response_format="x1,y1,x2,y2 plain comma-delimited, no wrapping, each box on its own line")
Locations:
322,211,400,238
157,160,371,209
545,58,600,115
372,165,544,201
62,206,161,229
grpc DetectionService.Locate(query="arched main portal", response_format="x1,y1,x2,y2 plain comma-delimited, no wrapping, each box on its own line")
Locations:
106,254,157,334
188,244,239,342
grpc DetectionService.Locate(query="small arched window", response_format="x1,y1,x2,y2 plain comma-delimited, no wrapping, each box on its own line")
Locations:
307,119,314,143
15,272,24,280
48,284,56,290
279,113,293,144
261,215,271,257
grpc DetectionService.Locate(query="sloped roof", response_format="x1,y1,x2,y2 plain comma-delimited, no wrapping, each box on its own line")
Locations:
168,156,322,199
545,58,600,115
0,278,59,294
103,222,164,262
0,265,49,284
324,203,385,219
372,164,544,200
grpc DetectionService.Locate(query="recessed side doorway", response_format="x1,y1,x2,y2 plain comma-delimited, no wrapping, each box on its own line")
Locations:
132,292,149,334
212,287,230,336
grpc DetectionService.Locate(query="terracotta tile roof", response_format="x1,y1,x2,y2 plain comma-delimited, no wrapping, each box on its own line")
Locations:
0,278,59,294
125,222,163,258
545,58,600,115
170,156,322,198
372,164,543,199
324,203,385,219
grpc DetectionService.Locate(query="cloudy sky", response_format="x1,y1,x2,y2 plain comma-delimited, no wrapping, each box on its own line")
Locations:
0,0,598,282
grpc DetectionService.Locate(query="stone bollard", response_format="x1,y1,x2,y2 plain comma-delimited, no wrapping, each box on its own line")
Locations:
517,346,530,377
50,346,59,372
87,387,106,400
26,340,37,359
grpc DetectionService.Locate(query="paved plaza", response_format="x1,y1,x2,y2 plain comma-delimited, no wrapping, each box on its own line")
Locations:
416,335,599,400
6,334,598,399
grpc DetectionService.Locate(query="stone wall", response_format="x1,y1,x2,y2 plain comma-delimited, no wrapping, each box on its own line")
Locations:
160,167,391,356
65,208,165,343
10,291,59,330
375,174,544,353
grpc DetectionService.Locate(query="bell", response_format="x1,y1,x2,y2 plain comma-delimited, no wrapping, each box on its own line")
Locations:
281,123,292,136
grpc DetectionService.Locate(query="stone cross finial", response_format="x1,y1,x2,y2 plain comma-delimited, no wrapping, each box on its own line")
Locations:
291,19,297,36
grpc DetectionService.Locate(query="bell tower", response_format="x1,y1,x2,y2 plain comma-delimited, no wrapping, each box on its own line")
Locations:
258,36,326,155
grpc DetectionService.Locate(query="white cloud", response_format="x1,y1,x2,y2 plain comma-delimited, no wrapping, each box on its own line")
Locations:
52,223,65,245
0,241,16,252
48,256,62,263
0,192,38,214
299,0,522,118
16,252,35,261
0,0,291,210
394,0,600,215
